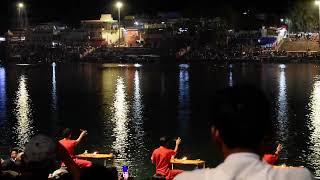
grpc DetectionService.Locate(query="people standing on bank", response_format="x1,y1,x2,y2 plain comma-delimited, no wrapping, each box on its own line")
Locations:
174,85,313,180
59,128,92,168
151,137,183,180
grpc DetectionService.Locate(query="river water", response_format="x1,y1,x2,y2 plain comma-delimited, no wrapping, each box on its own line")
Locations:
0,62,320,178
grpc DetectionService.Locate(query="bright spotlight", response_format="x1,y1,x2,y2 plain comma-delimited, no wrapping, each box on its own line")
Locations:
116,2,123,8
17,2,24,8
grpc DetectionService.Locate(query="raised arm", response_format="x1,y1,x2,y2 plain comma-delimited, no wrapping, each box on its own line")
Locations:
275,144,283,155
174,137,182,153
75,130,88,145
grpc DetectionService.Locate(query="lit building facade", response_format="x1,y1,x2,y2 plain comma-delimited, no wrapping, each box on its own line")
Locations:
81,14,123,45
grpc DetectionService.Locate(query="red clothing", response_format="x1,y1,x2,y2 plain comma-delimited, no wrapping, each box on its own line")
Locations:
72,158,92,167
59,139,77,158
59,139,92,168
263,154,279,165
152,147,183,180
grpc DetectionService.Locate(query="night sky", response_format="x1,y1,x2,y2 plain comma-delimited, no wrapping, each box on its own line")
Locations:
1,0,293,33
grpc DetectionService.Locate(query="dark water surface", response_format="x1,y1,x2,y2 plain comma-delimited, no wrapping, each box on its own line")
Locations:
0,62,320,178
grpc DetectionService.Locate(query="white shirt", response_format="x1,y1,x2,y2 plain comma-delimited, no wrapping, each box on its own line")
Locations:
174,153,313,180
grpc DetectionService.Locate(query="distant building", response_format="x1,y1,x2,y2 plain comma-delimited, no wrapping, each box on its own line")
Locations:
81,14,123,45
26,23,61,46
60,29,89,43
124,28,141,47
5,29,26,43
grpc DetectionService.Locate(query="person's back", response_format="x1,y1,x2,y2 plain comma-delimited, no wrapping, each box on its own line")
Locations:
59,139,77,158
152,137,183,180
175,153,313,180
152,147,175,175
59,128,92,168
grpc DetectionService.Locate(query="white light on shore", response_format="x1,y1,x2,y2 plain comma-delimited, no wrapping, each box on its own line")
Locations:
134,63,142,68
179,64,189,69
279,64,286,69
116,2,123,8
17,2,24,8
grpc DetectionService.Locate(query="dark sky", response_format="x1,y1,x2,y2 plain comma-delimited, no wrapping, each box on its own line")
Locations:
1,0,293,33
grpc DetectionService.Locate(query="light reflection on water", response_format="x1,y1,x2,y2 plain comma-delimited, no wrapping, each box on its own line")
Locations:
101,68,147,177
307,76,320,175
178,65,190,138
0,67,6,124
111,77,130,166
228,64,233,87
5,63,320,177
131,70,147,176
14,75,34,148
52,62,57,110
276,64,289,157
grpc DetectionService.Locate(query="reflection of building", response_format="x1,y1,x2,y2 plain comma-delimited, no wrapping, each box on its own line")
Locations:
81,14,123,45
308,75,320,175
276,64,289,153
15,75,34,148
0,67,6,124
178,64,190,137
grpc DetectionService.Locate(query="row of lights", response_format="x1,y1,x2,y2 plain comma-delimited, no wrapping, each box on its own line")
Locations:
15,1,124,10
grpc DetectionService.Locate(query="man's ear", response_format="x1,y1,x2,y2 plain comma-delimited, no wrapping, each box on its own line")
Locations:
211,127,222,144
211,127,217,137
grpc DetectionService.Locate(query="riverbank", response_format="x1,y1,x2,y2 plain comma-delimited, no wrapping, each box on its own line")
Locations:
3,44,320,64
3,57,320,65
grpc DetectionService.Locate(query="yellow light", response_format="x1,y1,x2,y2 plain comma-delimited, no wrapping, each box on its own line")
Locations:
182,156,187,160
116,2,123,8
17,2,24,8
316,0,320,5
93,151,98,155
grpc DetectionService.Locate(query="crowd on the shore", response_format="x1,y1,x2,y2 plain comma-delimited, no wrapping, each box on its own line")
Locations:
0,85,316,180
289,33,319,42
6,42,95,63
180,46,319,62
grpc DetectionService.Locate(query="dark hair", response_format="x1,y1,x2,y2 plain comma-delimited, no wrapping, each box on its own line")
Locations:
61,128,72,139
210,84,273,152
159,136,169,148
10,147,19,154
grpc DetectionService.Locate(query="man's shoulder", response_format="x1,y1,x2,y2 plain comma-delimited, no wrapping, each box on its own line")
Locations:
152,147,160,153
153,147,173,153
174,165,314,180
59,139,76,143
270,166,313,179
174,168,214,180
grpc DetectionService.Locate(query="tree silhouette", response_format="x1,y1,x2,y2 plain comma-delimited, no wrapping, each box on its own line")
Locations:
289,0,318,32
